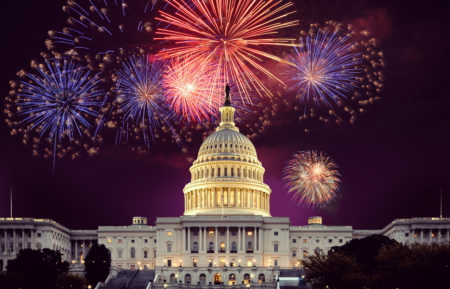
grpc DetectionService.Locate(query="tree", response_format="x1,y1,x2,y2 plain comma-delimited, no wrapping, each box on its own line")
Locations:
84,243,111,287
5,248,69,289
56,273,86,289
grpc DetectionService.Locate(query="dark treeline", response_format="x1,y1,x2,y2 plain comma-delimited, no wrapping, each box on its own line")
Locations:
303,235,450,289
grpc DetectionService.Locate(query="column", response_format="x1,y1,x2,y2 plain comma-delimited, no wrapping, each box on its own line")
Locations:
420,229,423,243
13,230,16,253
203,227,207,252
82,241,86,261
255,227,258,252
215,227,218,253
199,227,203,252
3,230,7,254
226,227,230,253
182,228,186,252
30,230,34,250
74,241,78,262
187,227,191,252
259,228,262,252
254,227,257,252
238,226,241,253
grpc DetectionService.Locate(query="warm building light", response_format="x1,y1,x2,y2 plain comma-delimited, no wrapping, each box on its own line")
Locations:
247,231,253,236
107,238,112,244
167,231,172,236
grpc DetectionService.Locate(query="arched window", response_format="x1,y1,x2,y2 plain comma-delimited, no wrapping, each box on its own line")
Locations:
229,274,236,285
130,247,135,258
224,167,227,176
218,167,221,176
247,241,253,252
231,242,237,252
274,243,279,252
212,168,215,177
237,168,241,177
244,273,251,284
184,274,191,284
199,274,206,285
170,273,177,284
258,274,265,283
193,242,198,252
231,167,234,176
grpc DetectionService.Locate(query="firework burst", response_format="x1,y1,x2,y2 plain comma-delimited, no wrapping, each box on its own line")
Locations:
99,53,179,151
283,150,340,207
155,0,298,101
4,57,105,172
162,58,221,122
286,21,384,125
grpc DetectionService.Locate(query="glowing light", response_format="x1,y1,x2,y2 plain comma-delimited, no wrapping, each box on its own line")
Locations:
283,150,340,207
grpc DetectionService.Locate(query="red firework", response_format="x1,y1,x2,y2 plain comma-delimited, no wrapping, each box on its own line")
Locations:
156,0,298,101
162,58,221,122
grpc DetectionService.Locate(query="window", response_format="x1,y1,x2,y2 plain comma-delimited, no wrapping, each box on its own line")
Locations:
274,243,278,252
167,243,172,253
193,242,199,252
209,231,214,237
131,239,135,243
144,250,148,258
405,233,409,237
37,233,41,238
274,231,278,236
231,242,237,252
193,231,198,236
107,238,112,244
316,239,320,243
154,239,157,243
303,239,307,243
292,250,297,257
118,239,122,244
209,242,214,251
292,239,296,243
247,231,253,236
193,258,198,267
154,250,156,258
130,247,135,259
274,260,278,266
144,239,148,243
167,259,172,267
130,264,135,270
247,241,253,251
303,250,308,257
118,250,122,259
339,239,343,243
328,239,332,243
167,231,172,236
220,230,225,236
231,230,237,236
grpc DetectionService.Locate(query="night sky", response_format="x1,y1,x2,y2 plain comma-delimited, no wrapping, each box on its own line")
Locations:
0,0,449,230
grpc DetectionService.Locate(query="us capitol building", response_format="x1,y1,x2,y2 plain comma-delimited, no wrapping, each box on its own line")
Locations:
1,91,450,286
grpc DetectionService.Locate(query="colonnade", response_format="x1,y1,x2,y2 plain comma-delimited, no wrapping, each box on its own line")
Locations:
181,226,262,254
184,188,269,212
0,229,35,254
412,228,450,244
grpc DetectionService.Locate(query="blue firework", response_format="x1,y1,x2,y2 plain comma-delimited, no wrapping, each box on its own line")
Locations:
288,26,362,107
5,58,105,171
113,54,176,148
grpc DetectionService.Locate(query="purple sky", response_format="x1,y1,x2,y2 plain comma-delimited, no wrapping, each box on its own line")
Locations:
0,0,449,230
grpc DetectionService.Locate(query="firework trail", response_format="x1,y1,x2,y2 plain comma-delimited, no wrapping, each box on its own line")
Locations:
4,58,104,172
46,0,160,70
283,150,340,207
155,0,298,101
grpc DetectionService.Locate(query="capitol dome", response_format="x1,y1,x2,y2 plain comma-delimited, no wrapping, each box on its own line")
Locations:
183,86,271,216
